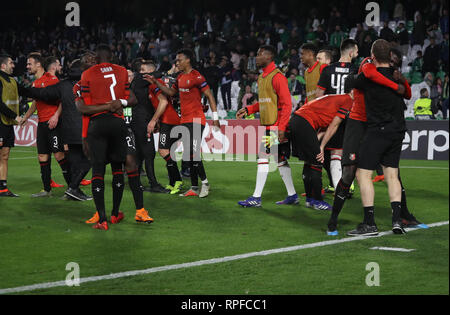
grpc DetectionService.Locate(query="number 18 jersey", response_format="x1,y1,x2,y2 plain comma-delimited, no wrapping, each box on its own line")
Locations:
80,62,129,118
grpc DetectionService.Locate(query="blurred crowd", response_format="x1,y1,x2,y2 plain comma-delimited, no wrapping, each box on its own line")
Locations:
1,0,448,119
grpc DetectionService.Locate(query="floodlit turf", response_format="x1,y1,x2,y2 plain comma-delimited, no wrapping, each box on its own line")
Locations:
0,147,448,295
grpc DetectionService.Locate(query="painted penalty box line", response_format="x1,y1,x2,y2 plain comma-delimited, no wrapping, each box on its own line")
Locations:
0,220,448,295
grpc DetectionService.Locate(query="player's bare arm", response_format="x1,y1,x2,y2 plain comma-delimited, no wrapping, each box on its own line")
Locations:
75,98,116,115
147,93,168,136
143,75,177,97
317,116,344,163
315,88,325,98
48,103,62,130
105,89,137,111
317,131,325,141
167,64,178,75
202,87,220,130
20,100,36,127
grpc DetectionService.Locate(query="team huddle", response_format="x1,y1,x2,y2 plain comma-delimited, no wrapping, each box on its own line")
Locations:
236,40,427,236
0,45,220,231
0,39,428,234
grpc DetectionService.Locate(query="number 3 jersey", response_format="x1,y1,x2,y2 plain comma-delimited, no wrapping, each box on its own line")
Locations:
80,62,129,119
317,62,358,95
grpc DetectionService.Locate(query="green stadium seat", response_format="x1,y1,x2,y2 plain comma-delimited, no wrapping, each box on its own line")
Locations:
410,71,423,84
406,20,414,33
436,70,446,81
403,72,411,82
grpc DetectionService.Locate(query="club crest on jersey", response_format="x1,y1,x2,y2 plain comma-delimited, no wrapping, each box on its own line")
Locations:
187,80,190,84
349,153,356,161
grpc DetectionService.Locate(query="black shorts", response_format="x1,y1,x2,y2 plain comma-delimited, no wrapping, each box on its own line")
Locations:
131,121,156,160
179,122,205,161
36,122,65,154
126,127,137,155
358,124,405,170
258,129,291,163
159,122,180,151
342,118,367,166
87,114,128,165
0,123,15,148
289,115,321,165
325,119,346,150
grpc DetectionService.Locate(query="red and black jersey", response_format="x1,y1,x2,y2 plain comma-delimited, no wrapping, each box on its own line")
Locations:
348,57,411,123
32,72,60,122
294,94,353,130
346,67,406,129
80,62,129,119
149,79,180,126
73,81,90,139
73,81,81,100
348,57,371,122
349,89,367,122
172,69,209,125
317,62,358,95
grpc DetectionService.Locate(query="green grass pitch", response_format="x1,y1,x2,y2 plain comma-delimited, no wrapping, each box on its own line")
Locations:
0,147,448,295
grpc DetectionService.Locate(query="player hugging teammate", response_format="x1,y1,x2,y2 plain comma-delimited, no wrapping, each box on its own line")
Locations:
144,49,221,198
2,38,428,234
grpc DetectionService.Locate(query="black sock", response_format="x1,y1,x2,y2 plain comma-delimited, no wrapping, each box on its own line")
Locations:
137,159,144,175
181,160,189,172
92,174,106,222
127,169,144,210
69,144,91,190
400,187,409,217
39,160,51,192
111,164,125,217
376,164,384,176
398,173,410,218
57,157,72,186
190,160,199,187
197,160,207,182
0,180,6,190
170,160,182,183
70,166,91,190
331,179,351,221
163,154,181,185
324,150,333,187
145,158,158,187
310,165,323,201
363,206,375,225
302,164,312,198
391,201,402,223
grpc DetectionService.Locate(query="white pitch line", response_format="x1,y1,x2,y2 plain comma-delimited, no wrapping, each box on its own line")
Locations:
9,157,36,160
0,220,447,295
370,247,416,252
397,166,449,170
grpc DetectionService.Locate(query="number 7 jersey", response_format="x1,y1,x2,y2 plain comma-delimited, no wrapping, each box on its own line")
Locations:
80,62,130,118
